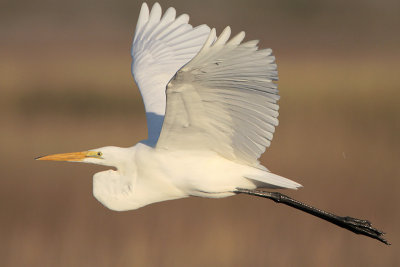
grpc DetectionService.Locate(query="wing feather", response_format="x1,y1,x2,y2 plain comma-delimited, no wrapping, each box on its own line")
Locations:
157,27,279,166
131,3,210,145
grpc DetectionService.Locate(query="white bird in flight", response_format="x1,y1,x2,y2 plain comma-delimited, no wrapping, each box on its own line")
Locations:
37,2,388,244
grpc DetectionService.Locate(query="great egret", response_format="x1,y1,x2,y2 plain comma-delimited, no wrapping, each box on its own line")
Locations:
37,2,388,245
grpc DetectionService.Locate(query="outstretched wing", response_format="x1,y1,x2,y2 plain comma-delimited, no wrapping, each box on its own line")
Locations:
156,27,279,166
131,3,210,145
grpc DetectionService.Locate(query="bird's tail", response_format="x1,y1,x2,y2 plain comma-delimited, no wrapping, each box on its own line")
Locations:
245,169,302,189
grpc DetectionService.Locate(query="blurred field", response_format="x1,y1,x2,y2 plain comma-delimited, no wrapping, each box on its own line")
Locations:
1,0,400,266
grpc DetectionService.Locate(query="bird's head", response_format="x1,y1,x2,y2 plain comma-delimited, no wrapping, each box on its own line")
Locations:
36,146,130,168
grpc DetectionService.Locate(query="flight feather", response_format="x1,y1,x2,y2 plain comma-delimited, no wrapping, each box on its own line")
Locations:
131,3,210,145
157,27,279,166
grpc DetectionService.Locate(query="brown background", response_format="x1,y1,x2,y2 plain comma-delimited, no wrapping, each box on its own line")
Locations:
1,0,399,266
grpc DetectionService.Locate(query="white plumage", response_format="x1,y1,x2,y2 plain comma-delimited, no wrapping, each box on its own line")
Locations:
158,26,279,165
132,3,210,144
37,2,301,211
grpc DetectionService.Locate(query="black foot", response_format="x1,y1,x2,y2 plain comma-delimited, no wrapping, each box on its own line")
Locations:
235,189,390,245
342,216,390,245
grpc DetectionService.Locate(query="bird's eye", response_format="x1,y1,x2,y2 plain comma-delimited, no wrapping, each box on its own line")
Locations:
97,152,103,157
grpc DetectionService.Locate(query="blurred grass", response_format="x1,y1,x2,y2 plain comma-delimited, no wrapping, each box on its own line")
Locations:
1,54,399,267
1,0,399,266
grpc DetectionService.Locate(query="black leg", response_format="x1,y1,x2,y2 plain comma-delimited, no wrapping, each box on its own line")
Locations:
235,188,390,245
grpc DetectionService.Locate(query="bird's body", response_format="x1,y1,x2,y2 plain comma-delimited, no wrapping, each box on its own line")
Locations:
92,143,298,211
37,2,388,244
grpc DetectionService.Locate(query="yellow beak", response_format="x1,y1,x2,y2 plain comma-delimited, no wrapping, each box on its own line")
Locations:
36,151,93,161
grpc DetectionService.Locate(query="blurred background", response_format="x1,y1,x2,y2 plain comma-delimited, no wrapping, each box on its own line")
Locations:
1,0,399,266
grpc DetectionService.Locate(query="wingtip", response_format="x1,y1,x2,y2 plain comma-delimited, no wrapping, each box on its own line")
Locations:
227,31,246,46
164,6,177,20
194,24,211,32
203,28,216,48
134,2,150,42
140,2,150,15
148,2,162,22
176,13,190,23
151,2,162,13
214,26,231,46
